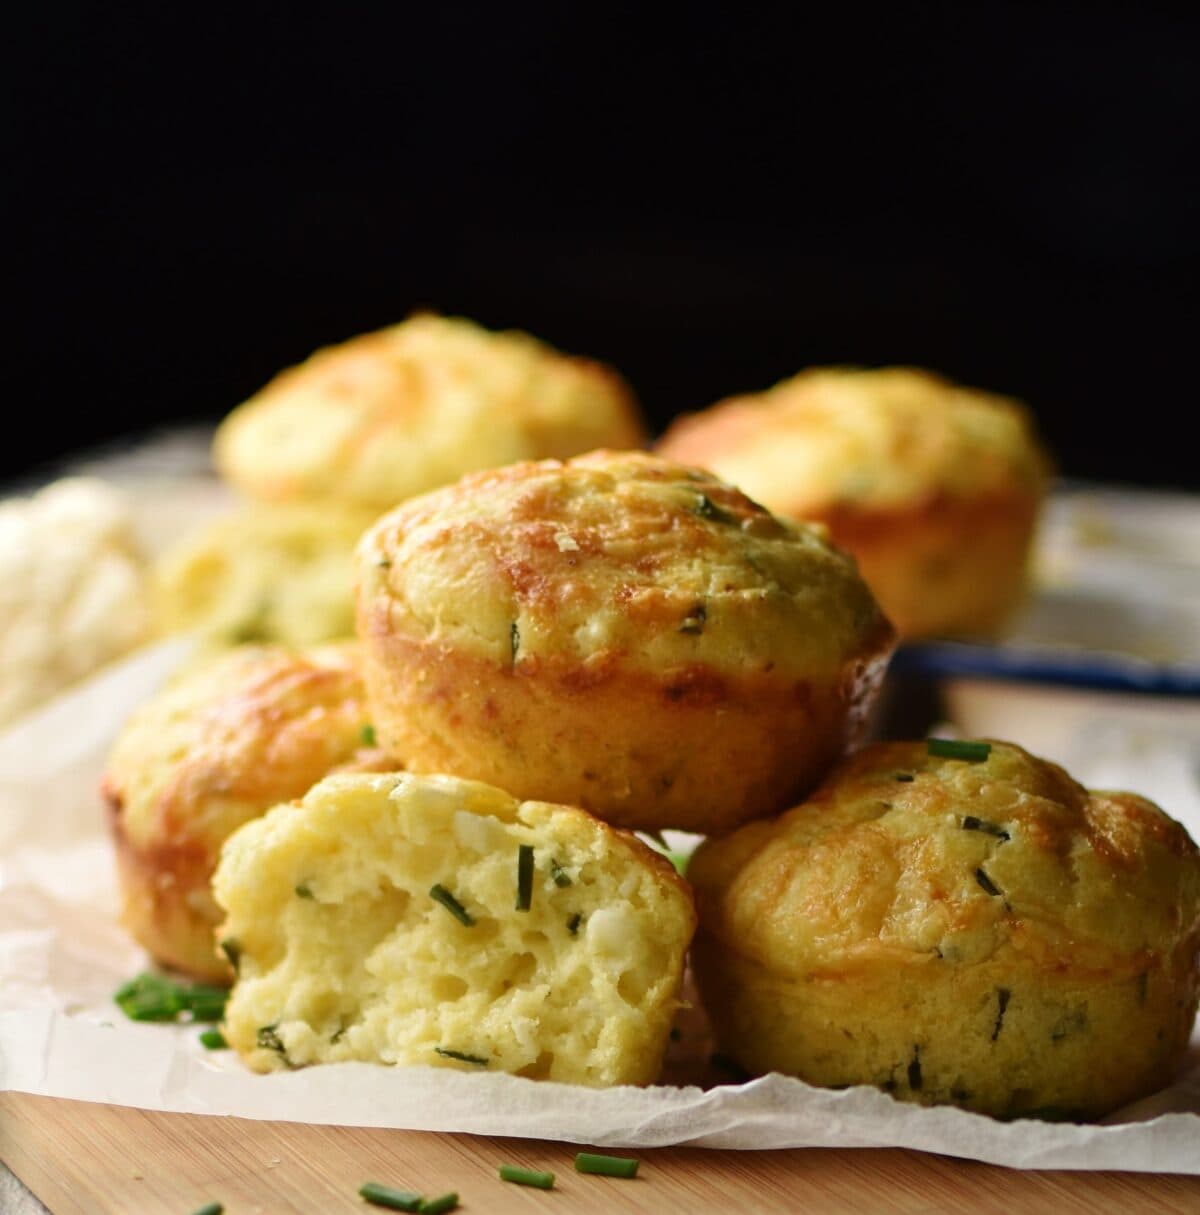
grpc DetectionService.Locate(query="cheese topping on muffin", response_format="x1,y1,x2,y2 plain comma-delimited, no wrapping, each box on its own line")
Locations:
212,771,695,1086
659,366,1051,514
214,313,645,509
358,449,886,681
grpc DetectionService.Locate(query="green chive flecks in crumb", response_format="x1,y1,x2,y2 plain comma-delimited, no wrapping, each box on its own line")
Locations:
516,844,534,911
907,1046,923,1090
991,988,1011,1041
434,1046,488,1066
429,884,474,926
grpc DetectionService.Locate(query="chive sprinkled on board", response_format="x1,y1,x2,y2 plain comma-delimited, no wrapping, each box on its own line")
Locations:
360,723,377,747
219,937,242,974
516,844,534,911
189,1203,224,1215
567,912,583,935
962,816,1011,841
975,867,1003,898
992,988,1011,1042
113,973,186,1022
420,1194,459,1215
435,1046,488,1066
198,1028,227,1050
358,1182,424,1211
549,858,572,887
927,738,992,762
113,974,227,1024
184,984,228,1023
575,1152,639,1179
679,602,707,634
429,884,474,926
499,1164,555,1189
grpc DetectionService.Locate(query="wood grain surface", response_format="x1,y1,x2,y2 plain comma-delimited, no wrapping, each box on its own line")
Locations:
3,1093,1200,1215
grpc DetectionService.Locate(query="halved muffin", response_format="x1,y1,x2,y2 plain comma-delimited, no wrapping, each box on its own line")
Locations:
212,771,695,1086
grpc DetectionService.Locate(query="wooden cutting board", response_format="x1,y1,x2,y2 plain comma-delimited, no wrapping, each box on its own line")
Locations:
3,1093,1199,1215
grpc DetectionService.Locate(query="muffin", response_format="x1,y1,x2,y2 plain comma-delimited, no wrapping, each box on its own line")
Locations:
212,771,695,1086
214,313,646,510
658,367,1053,639
152,501,377,647
102,643,386,980
689,739,1200,1120
0,477,149,727
355,450,895,835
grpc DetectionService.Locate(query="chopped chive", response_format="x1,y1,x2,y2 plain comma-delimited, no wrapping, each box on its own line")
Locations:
360,724,377,747
567,912,583,935
510,621,520,663
429,884,474,926
679,602,706,634
198,1028,227,1050
962,815,1011,840
895,773,915,782
183,984,229,1022
331,1024,347,1044
975,867,1003,898
189,1204,224,1215
927,738,992,762
257,1024,286,1054
992,988,1011,1042
219,937,242,974
669,1027,682,1042
907,1046,923,1091
575,1152,639,1179
434,1046,488,1066
549,858,572,887
359,1182,424,1211
499,1164,555,1189
516,844,534,911
113,974,228,1023
694,492,735,524
113,974,186,1022
375,556,393,569
420,1194,458,1215
295,881,315,899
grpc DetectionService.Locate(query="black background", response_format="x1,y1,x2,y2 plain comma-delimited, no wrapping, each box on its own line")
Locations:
8,3,1199,489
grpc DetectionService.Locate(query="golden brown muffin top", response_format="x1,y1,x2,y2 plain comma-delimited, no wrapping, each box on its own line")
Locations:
691,740,1200,976
103,643,382,857
214,313,646,509
658,367,1052,514
357,450,892,681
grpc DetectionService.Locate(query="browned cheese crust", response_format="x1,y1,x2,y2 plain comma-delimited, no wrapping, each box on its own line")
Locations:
658,367,1053,639
689,740,1200,1119
102,643,387,979
356,450,894,834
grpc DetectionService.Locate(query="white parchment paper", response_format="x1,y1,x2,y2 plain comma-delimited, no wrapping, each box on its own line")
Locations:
2,641,1198,1173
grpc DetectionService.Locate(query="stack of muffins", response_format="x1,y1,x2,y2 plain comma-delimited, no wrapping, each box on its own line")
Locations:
103,315,1200,1119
